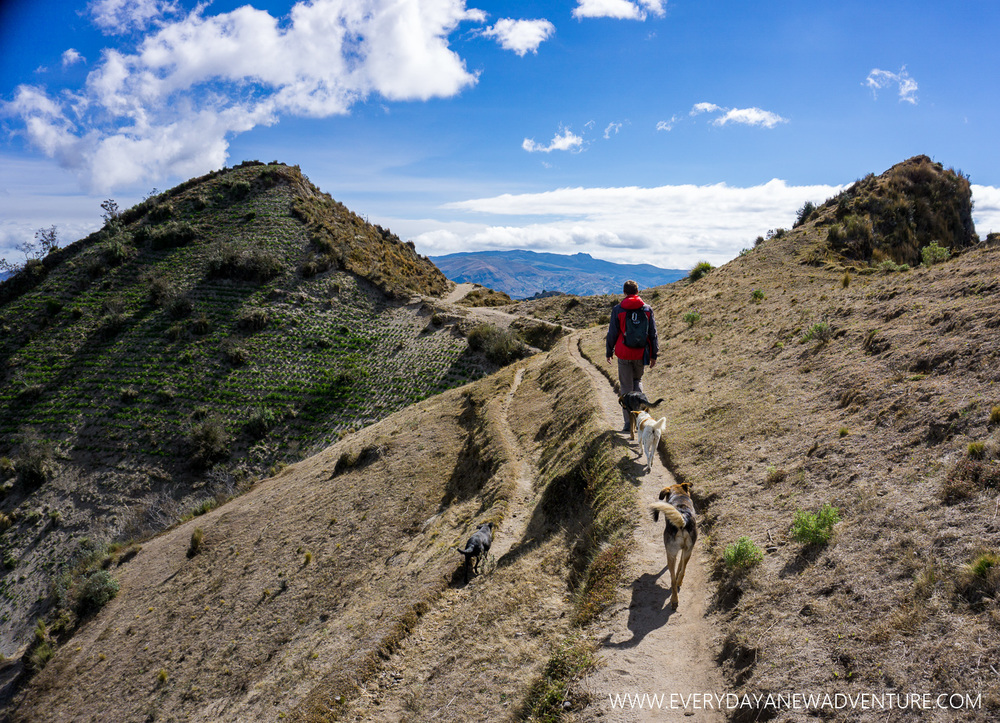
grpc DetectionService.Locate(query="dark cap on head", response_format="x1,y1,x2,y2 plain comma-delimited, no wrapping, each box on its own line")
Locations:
623,280,639,295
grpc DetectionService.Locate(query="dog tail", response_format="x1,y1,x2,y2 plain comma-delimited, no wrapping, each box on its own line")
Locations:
652,416,668,433
650,501,685,529
647,397,666,408
457,545,472,556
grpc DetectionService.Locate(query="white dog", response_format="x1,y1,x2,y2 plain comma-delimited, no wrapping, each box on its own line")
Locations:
631,410,667,472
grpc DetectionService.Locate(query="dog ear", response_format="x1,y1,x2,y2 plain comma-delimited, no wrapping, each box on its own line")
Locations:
630,410,641,417
680,482,692,494
658,485,670,500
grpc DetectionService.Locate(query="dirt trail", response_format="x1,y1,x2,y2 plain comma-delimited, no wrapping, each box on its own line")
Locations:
566,334,725,722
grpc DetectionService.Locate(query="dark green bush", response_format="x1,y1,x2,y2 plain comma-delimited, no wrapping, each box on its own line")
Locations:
77,569,120,615
467,324,529,366
688,261,713,281
189,417,230,467
207,243,284,283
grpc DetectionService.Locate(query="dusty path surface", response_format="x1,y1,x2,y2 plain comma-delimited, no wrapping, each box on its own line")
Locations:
566,334,726,722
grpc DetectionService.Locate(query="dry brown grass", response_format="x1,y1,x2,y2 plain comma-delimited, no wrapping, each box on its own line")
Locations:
576,217,1000,719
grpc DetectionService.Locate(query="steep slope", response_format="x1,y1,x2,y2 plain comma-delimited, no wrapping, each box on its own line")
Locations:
431,250,687,299
0,162,496,656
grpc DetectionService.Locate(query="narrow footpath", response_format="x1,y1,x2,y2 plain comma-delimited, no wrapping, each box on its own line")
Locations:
567,333,725,722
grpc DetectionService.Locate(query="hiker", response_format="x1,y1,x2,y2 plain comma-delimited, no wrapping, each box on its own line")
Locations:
606,280,659,431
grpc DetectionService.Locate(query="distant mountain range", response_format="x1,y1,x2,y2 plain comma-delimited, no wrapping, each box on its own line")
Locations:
430,250,687,299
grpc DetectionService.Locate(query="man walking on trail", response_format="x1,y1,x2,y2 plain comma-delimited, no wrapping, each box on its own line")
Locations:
606,280,659,431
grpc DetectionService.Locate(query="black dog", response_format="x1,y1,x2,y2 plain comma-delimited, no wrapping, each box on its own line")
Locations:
457,522,493,583
618,392,665,440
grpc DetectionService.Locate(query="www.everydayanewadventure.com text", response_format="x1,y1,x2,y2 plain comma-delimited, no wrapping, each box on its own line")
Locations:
608,691,983,712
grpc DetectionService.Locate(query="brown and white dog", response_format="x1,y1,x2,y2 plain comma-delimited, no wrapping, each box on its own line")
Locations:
650,483,698,610
619,392,665,440
630,410,667,472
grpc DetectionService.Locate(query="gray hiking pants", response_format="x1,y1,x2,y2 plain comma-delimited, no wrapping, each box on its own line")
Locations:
617,358,644,427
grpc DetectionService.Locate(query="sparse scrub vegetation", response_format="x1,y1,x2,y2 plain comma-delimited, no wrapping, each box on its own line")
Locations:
683,310,701,327
724,536,764,570
188,528,204,558
77,570,120,615
921,240,951,266
207,242,284,283
801,321,832,344
466,323,529,366
688,261,713,282
189,417,230,467
791,504,841,546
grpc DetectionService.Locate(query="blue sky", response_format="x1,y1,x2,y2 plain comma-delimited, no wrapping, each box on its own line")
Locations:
2,0,999,271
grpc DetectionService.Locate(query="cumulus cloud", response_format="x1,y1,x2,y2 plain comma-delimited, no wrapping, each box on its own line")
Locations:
522,127,584,153
61,49,86,67
573,0,665,21
6,0,487,192
866,66,918,104
410,179,845,269
481,18,555,56
690,102,787,128
89,0,179,34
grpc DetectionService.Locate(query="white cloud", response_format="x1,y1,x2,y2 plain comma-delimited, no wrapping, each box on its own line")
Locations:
690,102,722,116
6,0,486,192
972,184,1000,235
712,107,788,128
89,0,179,34
603,122,622,139
522,127,584,153
481,18,555,56
656,115,680,131
61,49,86,67
690,102,787,128
573,0,665,21
866,66,918,104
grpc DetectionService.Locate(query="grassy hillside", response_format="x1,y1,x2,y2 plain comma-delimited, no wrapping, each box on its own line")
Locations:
0,162,494,658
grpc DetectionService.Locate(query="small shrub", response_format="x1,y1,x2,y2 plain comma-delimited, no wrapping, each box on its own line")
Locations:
466,324,529,366
77,570,120,614
191,313,211,335
990,406,1000,426
148,221,198,250
839,427,849,438
955,550,1000,608
120,385,139,402
765,465,786,485
236,307,269,332
207,243,284,283
683,311,701,327
724,537,763,570
688,261,713,282
794,201,817,227
841,272,850,288
968,441,986,459
188,528,203,558
801,321,832,344
222,339,249,366
166,294,193,319
157,668,169,684
189,418,230,467
14,427,54,489
246,406,280,439
750,289,765,303
921,241,951,266
791,504,841,546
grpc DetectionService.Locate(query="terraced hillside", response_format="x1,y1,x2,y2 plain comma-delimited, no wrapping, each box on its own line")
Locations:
0,162,501,656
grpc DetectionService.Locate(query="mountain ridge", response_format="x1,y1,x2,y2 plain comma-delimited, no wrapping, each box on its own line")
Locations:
431,248,687,298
